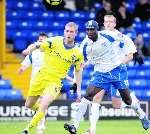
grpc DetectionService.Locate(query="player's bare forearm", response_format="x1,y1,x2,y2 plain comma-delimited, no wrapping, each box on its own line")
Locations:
18,65,28,74
22,44,37,55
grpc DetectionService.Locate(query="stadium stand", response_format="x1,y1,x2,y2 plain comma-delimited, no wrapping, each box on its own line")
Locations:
4,0,150,101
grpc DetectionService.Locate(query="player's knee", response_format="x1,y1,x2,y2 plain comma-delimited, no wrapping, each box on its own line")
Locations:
25,102,33,109
112,102,120,108
112,97,122,108
123,99,132,105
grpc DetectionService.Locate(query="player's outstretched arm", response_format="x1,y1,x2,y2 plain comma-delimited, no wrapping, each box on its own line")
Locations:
22,44,37,55
18,65,28,74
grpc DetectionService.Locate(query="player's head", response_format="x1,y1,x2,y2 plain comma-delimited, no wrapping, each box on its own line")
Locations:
85,20,99,41
103,12,116,31
38,32,48,42
64,22,78,43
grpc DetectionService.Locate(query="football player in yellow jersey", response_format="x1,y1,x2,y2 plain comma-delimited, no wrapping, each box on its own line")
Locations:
21,22,84,134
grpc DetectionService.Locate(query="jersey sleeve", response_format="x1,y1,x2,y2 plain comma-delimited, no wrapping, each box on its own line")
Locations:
21,54,32,67
74,51,84,71
123,35,137,55
38,37,53,51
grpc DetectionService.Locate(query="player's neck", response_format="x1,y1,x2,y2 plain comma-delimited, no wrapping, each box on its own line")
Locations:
91,34,98,42
64,39,75,47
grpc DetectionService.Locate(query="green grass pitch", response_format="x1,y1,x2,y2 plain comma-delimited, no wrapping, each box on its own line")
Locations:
0,120,149,134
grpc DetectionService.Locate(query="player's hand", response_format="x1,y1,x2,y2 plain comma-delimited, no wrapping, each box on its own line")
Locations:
18,68,24,74
22,49,30,55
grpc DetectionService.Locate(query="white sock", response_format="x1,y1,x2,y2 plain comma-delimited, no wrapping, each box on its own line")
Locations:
130,92,146,119
73,98,91,129
37,116,46,130
89,103,100,133
120,101,128,108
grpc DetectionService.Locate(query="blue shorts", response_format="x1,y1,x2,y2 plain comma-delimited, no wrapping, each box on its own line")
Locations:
110,86,121,98
89,65,129,93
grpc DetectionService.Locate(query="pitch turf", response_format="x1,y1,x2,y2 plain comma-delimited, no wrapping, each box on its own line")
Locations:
0,120,149,134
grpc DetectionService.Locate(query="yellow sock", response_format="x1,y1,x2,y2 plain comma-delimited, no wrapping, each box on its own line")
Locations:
26,111,45,131
31,103,39,111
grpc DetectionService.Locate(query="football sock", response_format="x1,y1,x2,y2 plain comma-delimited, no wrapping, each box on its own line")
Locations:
130,93,146,119
89,103,100,132
37,115,46,130
26,111,45,131
73,98,91,129
120,101,128,108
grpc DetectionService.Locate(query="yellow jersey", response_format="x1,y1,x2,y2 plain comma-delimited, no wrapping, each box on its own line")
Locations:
38,36,84,80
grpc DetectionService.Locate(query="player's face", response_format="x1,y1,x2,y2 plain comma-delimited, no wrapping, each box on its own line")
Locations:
38,36,47,42
86,28,98,41
104,16,116,31
64,26,77,43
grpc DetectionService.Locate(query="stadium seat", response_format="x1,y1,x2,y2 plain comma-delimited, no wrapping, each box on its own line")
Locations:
126,3,135,12
132,22,142,32
7,10,27,20
70,11,87,21
131,90,150,100
6,20,19,30
39,11,55,20
50,21,66,30
79,12,96,21
55,11,70,20
6,90,23,100
13,39,28,52
142,32,150,42
0,79,12,89
129,79,150,89
24,11,39,20
94,2,102,11
74,21,86,30
0,89,23,101
76,31,86,42
29,2,44,11
15,1,29,10
142,21,150,31
51,30,64,36
0,90,6,100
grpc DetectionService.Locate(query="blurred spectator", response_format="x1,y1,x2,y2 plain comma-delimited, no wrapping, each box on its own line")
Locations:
109,0,125,11
117,3,134,29
95,0,113,29
75,0,97,11
133,33,145,65
42,0,71,11
134,0,150,22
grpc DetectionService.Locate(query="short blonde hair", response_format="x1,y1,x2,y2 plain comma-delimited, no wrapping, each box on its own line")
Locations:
65,22,79,33
104,14,116,23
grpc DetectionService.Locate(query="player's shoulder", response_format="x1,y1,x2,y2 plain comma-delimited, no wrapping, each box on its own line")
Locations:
80,36,90,46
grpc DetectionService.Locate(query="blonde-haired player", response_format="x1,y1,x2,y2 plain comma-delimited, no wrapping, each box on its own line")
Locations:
21,22,84,134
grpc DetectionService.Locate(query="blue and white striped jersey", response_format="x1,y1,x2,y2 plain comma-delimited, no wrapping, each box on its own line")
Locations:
80,29,137,72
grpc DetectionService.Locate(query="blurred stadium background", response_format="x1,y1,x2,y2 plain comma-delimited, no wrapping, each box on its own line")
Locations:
0,0,150,134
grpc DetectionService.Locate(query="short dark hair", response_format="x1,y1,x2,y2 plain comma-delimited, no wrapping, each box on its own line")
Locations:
39,32,48,37
104,12,117,18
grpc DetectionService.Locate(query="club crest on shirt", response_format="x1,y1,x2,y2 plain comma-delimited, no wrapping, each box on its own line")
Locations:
71,54,77,62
